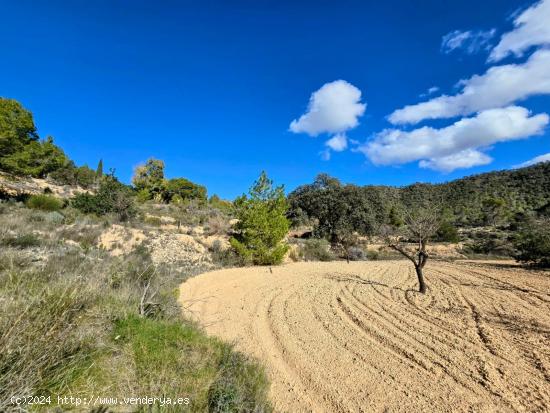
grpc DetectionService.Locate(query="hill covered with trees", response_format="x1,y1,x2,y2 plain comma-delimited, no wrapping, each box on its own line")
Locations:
289,162,550,231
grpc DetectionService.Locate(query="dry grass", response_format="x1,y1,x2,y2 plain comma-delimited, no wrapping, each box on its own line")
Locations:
0,201,271,412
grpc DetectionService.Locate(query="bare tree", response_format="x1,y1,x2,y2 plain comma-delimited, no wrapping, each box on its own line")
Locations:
381,207,440,294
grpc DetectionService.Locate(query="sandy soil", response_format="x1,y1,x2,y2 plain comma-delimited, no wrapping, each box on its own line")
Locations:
179,260,550,412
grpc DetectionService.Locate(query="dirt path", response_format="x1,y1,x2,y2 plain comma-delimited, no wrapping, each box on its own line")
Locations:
179,261,550,412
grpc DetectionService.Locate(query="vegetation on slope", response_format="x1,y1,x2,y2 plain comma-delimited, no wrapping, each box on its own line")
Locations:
0,202,271,411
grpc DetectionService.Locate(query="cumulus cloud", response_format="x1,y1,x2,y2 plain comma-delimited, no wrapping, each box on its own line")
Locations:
419,150,492,172
360,106,549,172
441,29,496,54
514,152,550,168
388,49,550,124
325,133,348,152
489,0,550,62
289,80,366,136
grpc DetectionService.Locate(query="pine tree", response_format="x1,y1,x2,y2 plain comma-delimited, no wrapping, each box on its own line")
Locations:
230,172,290,265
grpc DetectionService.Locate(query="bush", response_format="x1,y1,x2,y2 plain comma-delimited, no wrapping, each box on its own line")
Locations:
26,194,63,211
211,240,241,267
45,211,65,224
163,177,207,204
72,175,135,221
301,238,334,261
463,234,514,257
50,163,97,188
135,188,152,203
366,250,379,260
208,346,272,413
1,233,41,248
435,221,460,243
348,246,367,261
230,172,289,265
513,219,550,267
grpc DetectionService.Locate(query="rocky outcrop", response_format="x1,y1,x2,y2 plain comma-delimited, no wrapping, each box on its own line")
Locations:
0,172,88,199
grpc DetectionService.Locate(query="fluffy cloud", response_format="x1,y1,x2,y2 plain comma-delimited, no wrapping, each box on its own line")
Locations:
489,0,550,62
419,150,492,172
360,106,549,172
441,29,495,54
514,152,550,168
389,49,550,124
289,80,366,136
325,133,348,152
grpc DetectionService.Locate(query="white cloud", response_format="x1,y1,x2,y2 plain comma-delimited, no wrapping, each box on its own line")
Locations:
325,133,348,152
289,80,366,136
514,152,550,168
419,150,492,172
489,0,550,62
389,49,550,124
360,106,549,172
441,29,495,54
419,86,440,98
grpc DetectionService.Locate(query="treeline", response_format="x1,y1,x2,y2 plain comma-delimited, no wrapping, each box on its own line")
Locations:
288,169,550,267
0,98,102,188
289,164,550,232
0,98,210,208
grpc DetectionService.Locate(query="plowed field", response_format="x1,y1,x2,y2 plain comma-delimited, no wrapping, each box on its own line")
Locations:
179,260,550,412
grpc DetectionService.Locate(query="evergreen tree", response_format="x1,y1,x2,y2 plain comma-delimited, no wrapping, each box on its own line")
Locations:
230,172,290,265
96,159,103,179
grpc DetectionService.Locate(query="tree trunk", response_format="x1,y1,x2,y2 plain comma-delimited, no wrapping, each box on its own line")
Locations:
415,265,427,294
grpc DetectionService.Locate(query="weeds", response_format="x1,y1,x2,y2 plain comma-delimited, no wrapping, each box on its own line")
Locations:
0,201,272,412
1,233,41,248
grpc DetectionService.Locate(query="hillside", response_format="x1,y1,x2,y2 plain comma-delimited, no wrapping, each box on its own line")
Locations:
289,162,550,230
399,162,550,224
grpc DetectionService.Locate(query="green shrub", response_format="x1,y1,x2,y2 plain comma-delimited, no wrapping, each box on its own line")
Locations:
435,221,460,243
513,219,550,267
366,250,379,260
211,240,241,267
26,194,63,211
163,177,207,204
208,346,272,413
1,233,41,248
463,232,514,257
230,172,289,265
50,162,97,188
136,188,152,203
301,238,334,261
72,175,135,221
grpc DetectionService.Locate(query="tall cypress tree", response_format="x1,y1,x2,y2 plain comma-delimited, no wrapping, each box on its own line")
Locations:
96,159,103,179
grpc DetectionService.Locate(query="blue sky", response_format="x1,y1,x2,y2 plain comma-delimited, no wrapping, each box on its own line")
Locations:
1,0,549,198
